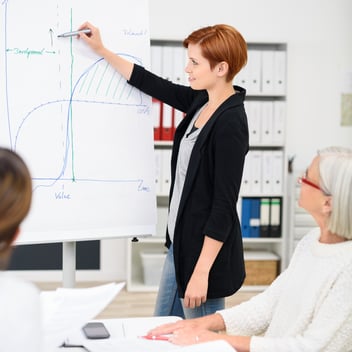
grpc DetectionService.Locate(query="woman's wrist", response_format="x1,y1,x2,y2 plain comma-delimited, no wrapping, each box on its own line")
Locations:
201,313,226,331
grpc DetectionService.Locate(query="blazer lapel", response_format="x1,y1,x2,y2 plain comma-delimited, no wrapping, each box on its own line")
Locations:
176,102,230,222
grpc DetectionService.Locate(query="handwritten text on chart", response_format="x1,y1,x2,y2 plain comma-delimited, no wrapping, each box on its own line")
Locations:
6,47,56,58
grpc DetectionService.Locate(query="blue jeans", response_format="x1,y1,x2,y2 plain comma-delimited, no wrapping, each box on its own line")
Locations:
182,297,225,319
154,244,185,318
154,244,225,319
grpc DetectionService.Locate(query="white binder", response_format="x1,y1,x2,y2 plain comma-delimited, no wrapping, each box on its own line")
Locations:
234,60,249,88
274,50,287,95
245,101,261,145
262,150,274,194
271,150,284,194
247,49,262,94
250,150,263,194
241,151,252,194
173,46,187,85
261,50,275,94
273,100,286,145
260,101,274,144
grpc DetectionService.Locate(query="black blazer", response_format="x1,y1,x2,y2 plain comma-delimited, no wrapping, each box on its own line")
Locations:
129,65,248,298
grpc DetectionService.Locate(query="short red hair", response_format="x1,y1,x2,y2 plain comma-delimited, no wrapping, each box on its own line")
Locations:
183,24,247,82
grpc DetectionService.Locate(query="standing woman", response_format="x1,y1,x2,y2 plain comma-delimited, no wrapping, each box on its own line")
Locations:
79,23,249,318
0,147,41,351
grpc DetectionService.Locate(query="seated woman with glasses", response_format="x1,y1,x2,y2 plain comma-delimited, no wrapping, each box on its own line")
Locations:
148,146,352,351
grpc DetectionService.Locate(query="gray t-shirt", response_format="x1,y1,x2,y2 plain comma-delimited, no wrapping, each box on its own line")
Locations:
167,105,206,242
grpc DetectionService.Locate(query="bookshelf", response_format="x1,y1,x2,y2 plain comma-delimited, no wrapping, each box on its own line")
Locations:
126,40,288,292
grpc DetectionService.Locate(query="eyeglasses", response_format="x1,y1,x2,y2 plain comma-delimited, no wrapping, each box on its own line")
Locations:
297,171,324,192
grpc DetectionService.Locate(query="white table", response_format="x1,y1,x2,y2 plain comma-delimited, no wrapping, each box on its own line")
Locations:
55,316,234,352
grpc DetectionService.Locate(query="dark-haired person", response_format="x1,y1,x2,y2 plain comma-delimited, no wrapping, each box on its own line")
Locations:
0,147,41,351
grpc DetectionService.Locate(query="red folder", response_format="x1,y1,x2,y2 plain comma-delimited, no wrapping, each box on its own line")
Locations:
161,103,174,141
152,98,162,141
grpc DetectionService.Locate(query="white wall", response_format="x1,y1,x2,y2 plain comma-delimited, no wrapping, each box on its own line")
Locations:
148,0,352,170
19,0,352,282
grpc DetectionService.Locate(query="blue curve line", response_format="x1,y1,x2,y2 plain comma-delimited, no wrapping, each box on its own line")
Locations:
2,1,152,195
13,54,149,191
13,97,148,151
61,54,146,182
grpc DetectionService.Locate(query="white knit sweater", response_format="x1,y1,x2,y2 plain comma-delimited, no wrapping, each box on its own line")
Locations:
219,228,352,351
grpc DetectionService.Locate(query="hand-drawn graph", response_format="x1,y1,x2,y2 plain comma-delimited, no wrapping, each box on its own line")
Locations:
0,0,156,242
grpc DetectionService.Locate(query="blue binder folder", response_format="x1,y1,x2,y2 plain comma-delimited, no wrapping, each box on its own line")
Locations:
250,198,260,238
241,198,251,238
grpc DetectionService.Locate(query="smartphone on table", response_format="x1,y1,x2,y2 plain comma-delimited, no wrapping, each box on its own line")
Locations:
82,322,110,339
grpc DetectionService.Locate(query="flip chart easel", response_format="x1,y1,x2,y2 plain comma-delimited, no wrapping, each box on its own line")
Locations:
63,242,76,288
1,0,156,286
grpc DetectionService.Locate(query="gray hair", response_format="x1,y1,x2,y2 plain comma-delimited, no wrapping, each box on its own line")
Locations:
318,146,352,239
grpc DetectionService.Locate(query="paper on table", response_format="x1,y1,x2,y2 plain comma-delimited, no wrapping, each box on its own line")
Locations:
84,337,235,352
174,340,236,351
72,316,182,352
121,316,182,338
85,338,179,352
40,282,125,349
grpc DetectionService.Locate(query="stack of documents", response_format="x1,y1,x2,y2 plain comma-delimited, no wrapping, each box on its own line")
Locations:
40,282,125,350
